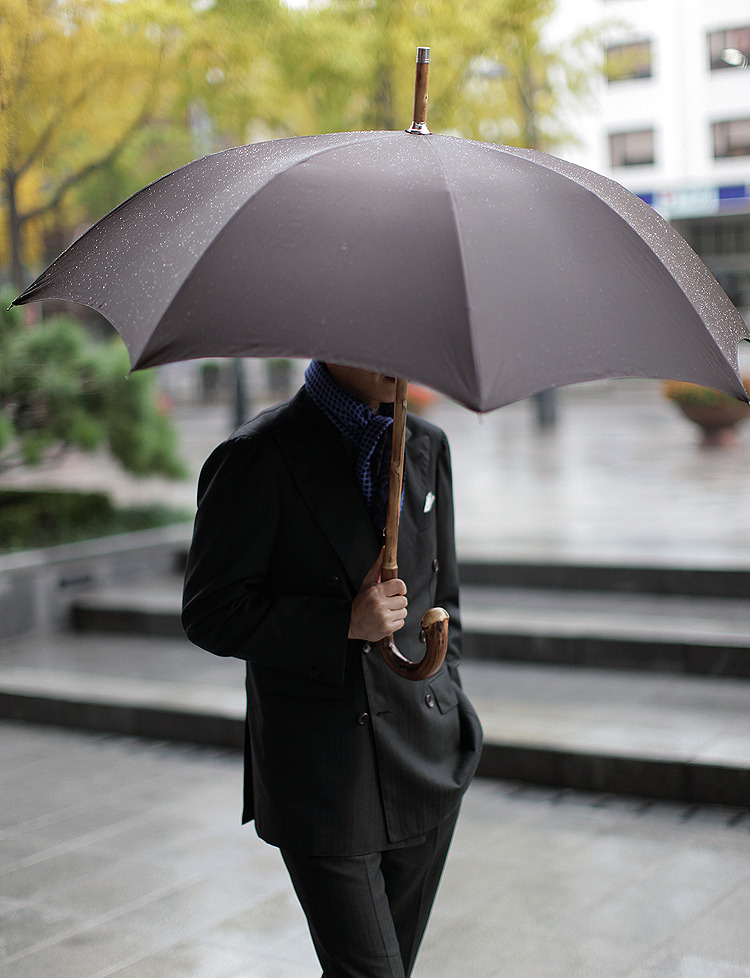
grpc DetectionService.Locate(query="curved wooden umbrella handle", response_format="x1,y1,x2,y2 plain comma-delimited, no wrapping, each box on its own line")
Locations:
376,377,449,681
378,605,449,681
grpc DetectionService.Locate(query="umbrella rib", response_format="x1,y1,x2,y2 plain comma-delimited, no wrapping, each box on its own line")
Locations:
422,137,482,405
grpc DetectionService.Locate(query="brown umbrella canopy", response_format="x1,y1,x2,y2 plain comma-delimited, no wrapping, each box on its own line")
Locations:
14,130,749,410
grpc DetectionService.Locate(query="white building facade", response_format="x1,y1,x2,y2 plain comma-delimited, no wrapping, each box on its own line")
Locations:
548,0,750,319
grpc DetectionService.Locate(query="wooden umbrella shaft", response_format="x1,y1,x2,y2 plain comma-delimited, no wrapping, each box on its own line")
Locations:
412,52,430,127
407,46,431,135
382,377,409,583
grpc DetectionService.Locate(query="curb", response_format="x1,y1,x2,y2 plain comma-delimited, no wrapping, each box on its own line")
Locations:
477,742,750,809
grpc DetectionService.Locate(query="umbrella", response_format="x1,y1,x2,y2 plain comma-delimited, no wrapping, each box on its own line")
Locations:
13,48,750,679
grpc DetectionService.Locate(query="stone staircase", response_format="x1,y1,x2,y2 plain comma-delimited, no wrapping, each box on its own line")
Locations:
2,552,750,807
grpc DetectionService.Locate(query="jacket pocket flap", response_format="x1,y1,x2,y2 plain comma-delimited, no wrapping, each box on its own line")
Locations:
428,671,458,713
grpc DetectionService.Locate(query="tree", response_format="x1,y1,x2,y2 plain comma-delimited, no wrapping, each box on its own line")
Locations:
176,0,286,149
269,0,598,149
0,0,196,288
0,290,185,477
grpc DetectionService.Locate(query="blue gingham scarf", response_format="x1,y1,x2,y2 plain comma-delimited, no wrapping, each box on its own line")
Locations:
304,360,396,531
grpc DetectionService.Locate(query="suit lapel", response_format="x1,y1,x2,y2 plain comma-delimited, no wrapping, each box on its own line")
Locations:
275,389,380,592
274,389,434,592
403,425,431,515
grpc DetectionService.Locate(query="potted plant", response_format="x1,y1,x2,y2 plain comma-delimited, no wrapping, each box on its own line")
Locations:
662,379,750,447
407,384,438,415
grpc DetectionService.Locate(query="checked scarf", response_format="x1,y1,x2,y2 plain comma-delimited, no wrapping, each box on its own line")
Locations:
304,360,399,532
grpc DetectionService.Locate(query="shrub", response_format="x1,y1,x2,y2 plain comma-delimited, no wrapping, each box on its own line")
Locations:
0,489,191,552
662,379,750,409
0,289,185,478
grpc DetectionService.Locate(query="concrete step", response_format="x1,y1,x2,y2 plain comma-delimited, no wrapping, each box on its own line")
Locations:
467,660,750,809
461,586,750,678
1,632,749,807
69,580,750,679
458,557,750,598
70,582,185,638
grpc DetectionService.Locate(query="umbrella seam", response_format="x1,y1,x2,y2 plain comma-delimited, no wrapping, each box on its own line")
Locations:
421,137,482,407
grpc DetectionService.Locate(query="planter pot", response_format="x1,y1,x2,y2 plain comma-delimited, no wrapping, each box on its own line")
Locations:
675,400,750,447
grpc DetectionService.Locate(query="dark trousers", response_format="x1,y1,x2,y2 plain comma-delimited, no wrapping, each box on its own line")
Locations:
281,810,459,978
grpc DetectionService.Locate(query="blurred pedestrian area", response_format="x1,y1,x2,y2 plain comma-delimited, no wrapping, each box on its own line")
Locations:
3,363,750,977
5,361,750,567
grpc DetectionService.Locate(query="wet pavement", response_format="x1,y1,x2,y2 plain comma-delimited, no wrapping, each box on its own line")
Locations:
4,375,750,566
2,721,750,978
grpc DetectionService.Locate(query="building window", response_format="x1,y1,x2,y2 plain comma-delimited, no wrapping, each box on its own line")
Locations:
708,27,750,70
609,129,655,167
713,119,750,159
605,41,653,82
686,219,750,257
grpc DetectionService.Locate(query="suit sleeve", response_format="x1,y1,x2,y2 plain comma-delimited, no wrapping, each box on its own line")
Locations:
181,435,352,687
433,432,463,682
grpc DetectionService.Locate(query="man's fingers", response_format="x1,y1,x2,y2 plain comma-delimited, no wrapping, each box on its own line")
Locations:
381,590,407,612
380,578,407,597
348,559,408,642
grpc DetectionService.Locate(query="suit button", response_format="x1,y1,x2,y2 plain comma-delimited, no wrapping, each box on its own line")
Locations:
362,643,371,654
327,575,340,588
432,558,439,572
425,693,436,709
358,712,369,725
309,667,319,679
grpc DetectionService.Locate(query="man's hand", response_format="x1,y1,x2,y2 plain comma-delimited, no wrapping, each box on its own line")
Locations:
348,548,408,641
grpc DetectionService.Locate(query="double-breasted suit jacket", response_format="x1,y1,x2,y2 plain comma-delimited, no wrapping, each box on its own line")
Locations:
182,387,482,857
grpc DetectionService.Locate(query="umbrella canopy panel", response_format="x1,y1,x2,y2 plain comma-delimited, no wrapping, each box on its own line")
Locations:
17,131,379,367
15,131,749,410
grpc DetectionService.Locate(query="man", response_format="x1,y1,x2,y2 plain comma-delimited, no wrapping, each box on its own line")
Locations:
182,360,482,978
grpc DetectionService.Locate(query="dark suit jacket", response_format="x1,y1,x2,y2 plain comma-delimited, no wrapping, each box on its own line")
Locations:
182,387,482,857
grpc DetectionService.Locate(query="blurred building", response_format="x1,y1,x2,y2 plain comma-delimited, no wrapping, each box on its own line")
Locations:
550,0,750,322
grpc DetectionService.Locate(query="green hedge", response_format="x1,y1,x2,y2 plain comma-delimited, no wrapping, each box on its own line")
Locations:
0,489,192,553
